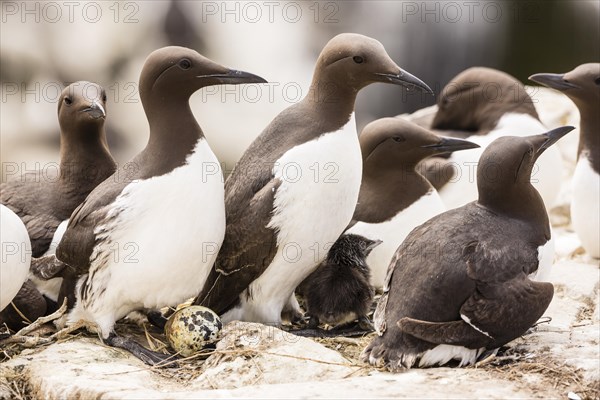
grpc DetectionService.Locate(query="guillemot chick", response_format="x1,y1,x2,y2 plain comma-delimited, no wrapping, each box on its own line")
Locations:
300,234,381,330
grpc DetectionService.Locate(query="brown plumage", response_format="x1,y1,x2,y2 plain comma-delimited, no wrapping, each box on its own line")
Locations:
0,280,46,332
1,81,115,257
300,234,380,327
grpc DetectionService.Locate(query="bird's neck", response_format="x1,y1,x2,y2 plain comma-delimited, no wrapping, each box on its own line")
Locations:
304,78,358,129
479,185,550,238
58,128,115,188
143,98,204,169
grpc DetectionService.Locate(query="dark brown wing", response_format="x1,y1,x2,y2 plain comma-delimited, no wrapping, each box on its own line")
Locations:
55,176,128,275
460,277,553,347
0,280,47,331
194,178,280,314
397,317,492,348
399,277,553,349
1,177,60,257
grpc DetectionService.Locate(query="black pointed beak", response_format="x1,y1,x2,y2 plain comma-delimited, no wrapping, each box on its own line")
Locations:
198,69,267,85
421,137,480,154
374,69,433,95
82,101,105,119
367,239,383,251
529,73,578,91
535,126,575,156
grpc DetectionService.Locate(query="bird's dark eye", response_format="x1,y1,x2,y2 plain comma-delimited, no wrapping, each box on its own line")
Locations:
353,56,364,64
179,59,192,70
64,97,72,105
393,136,405,143
595,77,600,85
102,93,107,102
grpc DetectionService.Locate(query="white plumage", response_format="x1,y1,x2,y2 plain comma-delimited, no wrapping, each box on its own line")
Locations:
418,344,484,368
1,204,31,311
532,239,555,282
571,156,600,258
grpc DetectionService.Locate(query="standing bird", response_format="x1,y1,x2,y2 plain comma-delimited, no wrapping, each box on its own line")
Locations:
1,82,115,327
346,118,479,288
362,126,574,371
300,234,381,331
194,33,433,324
53,46,266,365
1,205,31,311
530,63,600,259
422,67,565,211
1,82,114,258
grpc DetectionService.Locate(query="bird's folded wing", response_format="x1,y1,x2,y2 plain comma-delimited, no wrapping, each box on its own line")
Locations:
462,239,538,283
396,317,492,348
56,179,127,275
395,279,552,349
374,218,438,335
1,180,59,257
194,178,281,315
459,277,553,345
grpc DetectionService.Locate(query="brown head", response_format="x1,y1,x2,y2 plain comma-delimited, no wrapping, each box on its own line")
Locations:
134,46,267,164
58,81,107,138
529,63,600,111
361,117,480,170
354,117,479,223
138,46,267,114
55,81,115,190
307,33,432,107
529,63,600,162
477,126,574,228
432,67,538,134
57,81,111,161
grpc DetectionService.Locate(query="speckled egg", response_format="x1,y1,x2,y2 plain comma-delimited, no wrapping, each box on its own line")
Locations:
164,306,222,357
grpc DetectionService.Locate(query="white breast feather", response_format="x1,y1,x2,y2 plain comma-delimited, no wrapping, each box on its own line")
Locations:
531,236,555,282
571,155,600,258
418,344,484,368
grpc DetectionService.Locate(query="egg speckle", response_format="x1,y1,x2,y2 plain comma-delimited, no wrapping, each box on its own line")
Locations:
164,306,222,357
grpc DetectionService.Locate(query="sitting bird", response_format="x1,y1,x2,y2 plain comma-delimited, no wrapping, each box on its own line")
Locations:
362,126,573,370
